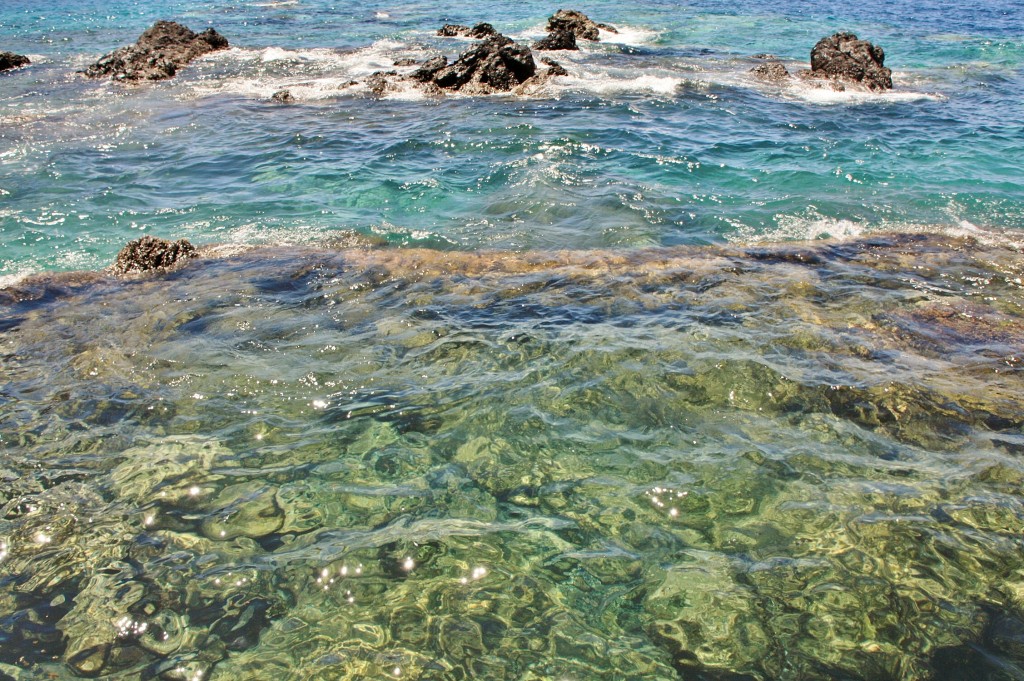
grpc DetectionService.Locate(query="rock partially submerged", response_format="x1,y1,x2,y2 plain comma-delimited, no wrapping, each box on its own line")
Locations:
377,32,569,97
437,23,499,39
546,9,617,41
533,29,578,51
801,32,892,91
83,20,229,81
750,60,791,83
112,235,197,275
0,51,30,72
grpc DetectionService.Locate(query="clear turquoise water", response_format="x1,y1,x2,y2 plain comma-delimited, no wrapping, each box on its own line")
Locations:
1,0,1023,275
2,2,1024,680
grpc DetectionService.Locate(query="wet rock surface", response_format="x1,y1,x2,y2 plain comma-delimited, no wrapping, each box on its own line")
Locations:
800,31,892,91
546,9,617,41
533,29,579,51
82,20,229,81
437,23,499,39
112,235,197,275
751,60,791,82
0,51,30,72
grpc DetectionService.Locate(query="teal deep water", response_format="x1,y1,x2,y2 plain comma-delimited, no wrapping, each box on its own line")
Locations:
2,2,1024,680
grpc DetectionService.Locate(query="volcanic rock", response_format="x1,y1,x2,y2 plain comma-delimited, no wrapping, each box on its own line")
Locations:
112,235,197,275
533,29,578,51
437,23,499,39
271,89,293,103
541,57,569,77
546,9,616,41
410,55,448,82
0,51,30,72
751,61,791,82
801,32,892,91
429,34,537,94
83,20,229,81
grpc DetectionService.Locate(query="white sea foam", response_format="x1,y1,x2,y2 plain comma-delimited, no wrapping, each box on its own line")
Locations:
726,213,1024,250
600,25,660,47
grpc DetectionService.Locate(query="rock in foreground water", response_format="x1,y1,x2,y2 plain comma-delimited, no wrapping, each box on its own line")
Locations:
0,51,30,72
83,20,229,81
533,29,578,51
437,23,499,39
802,32,892,91
112,235,197,274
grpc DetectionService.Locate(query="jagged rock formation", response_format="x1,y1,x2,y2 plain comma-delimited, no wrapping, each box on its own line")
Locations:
546,9,617,41
800,32,892,91
112,235,197,275
437,23,499,39
533,29,578,51
82,20,229,81
0,51,30,72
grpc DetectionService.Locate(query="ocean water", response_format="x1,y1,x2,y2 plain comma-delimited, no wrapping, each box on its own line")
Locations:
2,1,1024,679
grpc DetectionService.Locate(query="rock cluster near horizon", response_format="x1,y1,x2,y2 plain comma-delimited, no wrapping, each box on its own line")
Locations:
751,32,892,91
112,235,197,275
83,20,229,81
0,51,30,72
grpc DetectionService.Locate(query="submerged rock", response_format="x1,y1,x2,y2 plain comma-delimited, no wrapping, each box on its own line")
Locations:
0,51,30,72
83,20,229,81
751,60,791,82
437,23,499,39
112,235,197,275
546,9,617,41
271,89,293,103
533,29,578,51
800,32,892,91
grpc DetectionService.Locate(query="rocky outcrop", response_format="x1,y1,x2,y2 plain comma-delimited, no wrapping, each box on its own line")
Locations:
751,60,791,83
800,32,892,91
546,9,617,41
437,23,499,39
0,51,30,72
431,35,537,94
112,235,197,275
541,57,568,77
533,29,578,51
83,20,229,81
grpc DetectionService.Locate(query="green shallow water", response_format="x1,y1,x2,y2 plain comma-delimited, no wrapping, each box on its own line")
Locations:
2,234,1024,679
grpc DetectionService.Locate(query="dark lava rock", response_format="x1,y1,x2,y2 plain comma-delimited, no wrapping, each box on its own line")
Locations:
533,29,578,51
803,32,892,91
270,89,293,103
410,55,448,82
751,61,791,82
366,70,399,96
541,57,569,77
83,20,229,81
393,58,418,67
546,9,615,41
112,235,197,275
437,23,499,39
0,51,30,72
430,34,537,94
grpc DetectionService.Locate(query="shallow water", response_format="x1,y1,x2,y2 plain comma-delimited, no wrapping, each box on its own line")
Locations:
3,0,1024,678
2,234,1024,679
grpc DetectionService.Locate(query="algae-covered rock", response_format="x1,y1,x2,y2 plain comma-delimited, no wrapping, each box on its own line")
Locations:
201,480,284,540
112,235,197,275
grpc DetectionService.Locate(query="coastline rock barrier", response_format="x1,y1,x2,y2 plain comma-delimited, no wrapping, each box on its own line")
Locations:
546,9,617,41
82,20,229,81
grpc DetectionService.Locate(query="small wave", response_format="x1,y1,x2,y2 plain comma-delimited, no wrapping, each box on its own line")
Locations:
601,25,660,47
557,70,683,96
784,81,946,105
726,214,1024,250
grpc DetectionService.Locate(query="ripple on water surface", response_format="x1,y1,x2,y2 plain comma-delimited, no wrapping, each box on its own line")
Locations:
1,234,1024,679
